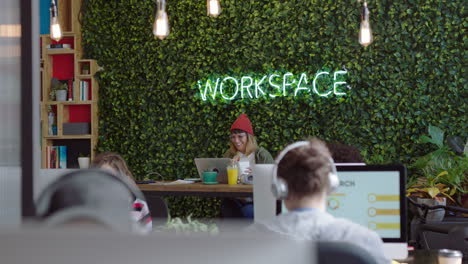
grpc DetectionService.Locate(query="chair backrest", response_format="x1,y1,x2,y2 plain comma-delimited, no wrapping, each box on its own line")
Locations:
145,195,169,225
448,226,468,263
317,241,379,264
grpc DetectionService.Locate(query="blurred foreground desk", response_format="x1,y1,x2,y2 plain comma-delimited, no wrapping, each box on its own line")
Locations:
138,182,253,198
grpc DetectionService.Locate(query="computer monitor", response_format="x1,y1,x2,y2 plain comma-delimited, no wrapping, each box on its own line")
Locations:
275,164,408,260
253,164,276,222
328,164,408,259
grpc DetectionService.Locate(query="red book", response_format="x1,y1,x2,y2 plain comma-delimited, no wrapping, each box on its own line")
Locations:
46,146,50,169
67,79,73,101
50,148,57,169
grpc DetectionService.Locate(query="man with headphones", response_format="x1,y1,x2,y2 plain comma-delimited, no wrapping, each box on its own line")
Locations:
36,169,150,233
251,138,390,264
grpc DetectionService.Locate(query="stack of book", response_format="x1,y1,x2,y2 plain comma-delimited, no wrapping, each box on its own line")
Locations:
79,81,89,101
46,44,72,49
46,146,67,169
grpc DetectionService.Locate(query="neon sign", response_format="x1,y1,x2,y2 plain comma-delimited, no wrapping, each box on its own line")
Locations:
196,70,349,101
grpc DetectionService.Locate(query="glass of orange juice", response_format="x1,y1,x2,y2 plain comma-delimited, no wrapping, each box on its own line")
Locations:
227,160,239,185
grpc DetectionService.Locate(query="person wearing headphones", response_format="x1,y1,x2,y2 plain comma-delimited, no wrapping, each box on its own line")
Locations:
92,152,152,233
36,169,149,233
221,114,274,218
251,138,389,264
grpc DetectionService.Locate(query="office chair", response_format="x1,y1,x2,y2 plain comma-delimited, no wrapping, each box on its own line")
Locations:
145,195,169,225
408,197,468,263
317,241,378,264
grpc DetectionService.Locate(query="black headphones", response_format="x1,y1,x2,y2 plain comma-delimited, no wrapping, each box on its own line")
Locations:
36,169,147,230
271,141,339,200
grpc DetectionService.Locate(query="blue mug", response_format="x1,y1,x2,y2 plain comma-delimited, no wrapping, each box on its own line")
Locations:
202,171,218,183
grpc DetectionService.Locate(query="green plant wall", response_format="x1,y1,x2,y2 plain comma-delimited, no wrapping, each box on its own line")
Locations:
81,0,467,217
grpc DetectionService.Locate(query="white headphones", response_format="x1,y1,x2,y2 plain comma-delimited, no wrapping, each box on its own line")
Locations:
271,141,339,199
36,169,148,232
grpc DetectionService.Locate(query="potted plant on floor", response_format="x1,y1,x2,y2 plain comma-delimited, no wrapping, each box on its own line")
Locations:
406,125,468,222
407,171,455,222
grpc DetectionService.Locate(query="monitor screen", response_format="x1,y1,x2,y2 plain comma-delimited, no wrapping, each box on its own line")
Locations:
327,165,407,242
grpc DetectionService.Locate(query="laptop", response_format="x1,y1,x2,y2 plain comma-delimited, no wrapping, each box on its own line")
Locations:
327,164,408,260
194,158,231,183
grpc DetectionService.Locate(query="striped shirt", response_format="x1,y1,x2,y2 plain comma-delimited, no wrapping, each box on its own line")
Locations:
131,198,152,233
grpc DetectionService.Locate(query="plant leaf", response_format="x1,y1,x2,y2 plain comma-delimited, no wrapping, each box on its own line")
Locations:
419,135,437,145
428,125,444,148
426,187,440,198
449,188,457,196
440,192,457,203
433,170,448,182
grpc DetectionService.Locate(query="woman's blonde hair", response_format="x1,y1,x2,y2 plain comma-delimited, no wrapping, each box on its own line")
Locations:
228,131,258,156
91,152,135,181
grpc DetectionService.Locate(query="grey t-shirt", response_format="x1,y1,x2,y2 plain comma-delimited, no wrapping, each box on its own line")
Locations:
249,210,390,264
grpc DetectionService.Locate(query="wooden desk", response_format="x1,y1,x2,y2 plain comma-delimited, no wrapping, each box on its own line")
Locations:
138,182,253,198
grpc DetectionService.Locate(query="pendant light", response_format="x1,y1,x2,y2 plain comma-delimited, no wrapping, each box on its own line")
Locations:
50,0,62,41
153,0,170,40
207,0,221,17
359,1,373,47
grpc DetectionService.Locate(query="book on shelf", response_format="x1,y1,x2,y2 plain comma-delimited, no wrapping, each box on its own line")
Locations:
59,146,67,169
46,44,72,49
67,79,74,101
80,81,89,101
46,145,67,169
48,146,57,168
46,146,50,168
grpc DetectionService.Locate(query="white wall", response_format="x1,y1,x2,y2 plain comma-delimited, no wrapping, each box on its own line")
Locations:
0,0,40,226
0,167,21,227
0,0,21,228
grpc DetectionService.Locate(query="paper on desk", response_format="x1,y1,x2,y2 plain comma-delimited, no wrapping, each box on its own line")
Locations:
150,180,195,185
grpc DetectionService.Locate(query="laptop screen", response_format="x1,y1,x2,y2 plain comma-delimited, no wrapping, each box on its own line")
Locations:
194,158,231,183
327,165,407,243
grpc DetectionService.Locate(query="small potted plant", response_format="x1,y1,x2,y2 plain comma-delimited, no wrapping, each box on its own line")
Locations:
81,63,90,75
78,153,90,169
55,82,68,101
50,78,68,101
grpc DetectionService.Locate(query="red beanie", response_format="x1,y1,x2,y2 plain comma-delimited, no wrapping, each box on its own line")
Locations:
230,114,254,135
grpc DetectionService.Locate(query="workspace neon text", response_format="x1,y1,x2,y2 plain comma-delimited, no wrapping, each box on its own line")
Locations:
196,70,350,102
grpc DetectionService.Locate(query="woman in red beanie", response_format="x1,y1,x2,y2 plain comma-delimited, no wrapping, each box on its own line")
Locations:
224,114,273,164
221,114,273,219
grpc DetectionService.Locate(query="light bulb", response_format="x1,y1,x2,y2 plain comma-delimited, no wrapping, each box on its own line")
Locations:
207,0,221,17
359,2,373,47
153,11,169,40
50,16,62,41
153,0,170,40
49,0,62,41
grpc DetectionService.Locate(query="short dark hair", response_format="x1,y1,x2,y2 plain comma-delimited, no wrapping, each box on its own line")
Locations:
326,142,363,163
277,138,333,198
